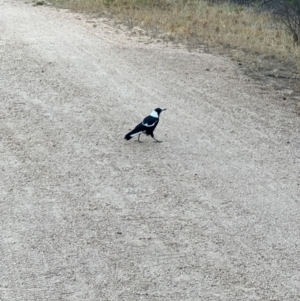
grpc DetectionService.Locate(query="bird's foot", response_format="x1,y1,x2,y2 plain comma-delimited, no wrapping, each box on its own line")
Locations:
154,140,162,143
135,140,143,143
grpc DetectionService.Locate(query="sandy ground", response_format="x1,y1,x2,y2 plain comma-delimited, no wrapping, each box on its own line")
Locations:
1,1,300,300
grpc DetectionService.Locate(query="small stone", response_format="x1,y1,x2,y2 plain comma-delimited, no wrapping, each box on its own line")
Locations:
35,0,45,5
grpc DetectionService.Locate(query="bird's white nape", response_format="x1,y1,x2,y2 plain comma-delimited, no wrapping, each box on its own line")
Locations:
150,110,158,118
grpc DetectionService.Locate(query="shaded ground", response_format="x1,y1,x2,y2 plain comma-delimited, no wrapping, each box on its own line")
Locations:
0,1,299,300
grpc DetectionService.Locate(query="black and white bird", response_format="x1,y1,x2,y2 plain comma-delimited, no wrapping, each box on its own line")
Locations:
124,108,167,143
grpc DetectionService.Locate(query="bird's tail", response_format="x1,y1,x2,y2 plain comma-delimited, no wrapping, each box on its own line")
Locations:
124,128,142,140
124,132,133,140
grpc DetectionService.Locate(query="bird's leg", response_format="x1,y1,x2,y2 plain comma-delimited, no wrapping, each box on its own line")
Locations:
152,136,162,143
137,134,142,143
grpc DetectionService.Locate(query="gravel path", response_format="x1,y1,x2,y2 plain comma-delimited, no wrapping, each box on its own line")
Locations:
0,1,299,300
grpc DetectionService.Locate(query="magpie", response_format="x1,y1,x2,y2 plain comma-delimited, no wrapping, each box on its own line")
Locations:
124,108,167,143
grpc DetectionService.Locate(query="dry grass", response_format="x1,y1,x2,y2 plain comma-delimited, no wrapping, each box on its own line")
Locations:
47,0,300,75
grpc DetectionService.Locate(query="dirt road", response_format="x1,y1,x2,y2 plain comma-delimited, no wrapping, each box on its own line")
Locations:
1,1,299,300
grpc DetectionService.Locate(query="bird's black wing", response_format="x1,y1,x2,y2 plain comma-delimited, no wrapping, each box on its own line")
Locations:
142,115,159,136
124,122,147,140
142,116,158,128
124,115,159,141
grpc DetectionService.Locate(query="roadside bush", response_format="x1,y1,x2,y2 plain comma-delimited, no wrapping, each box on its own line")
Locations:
262,0,300,45
48,0,300,66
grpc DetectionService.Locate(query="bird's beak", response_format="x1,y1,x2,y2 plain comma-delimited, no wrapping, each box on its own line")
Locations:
162,108,167,111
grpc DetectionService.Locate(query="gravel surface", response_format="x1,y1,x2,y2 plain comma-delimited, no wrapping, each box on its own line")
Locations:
0,1,299,300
